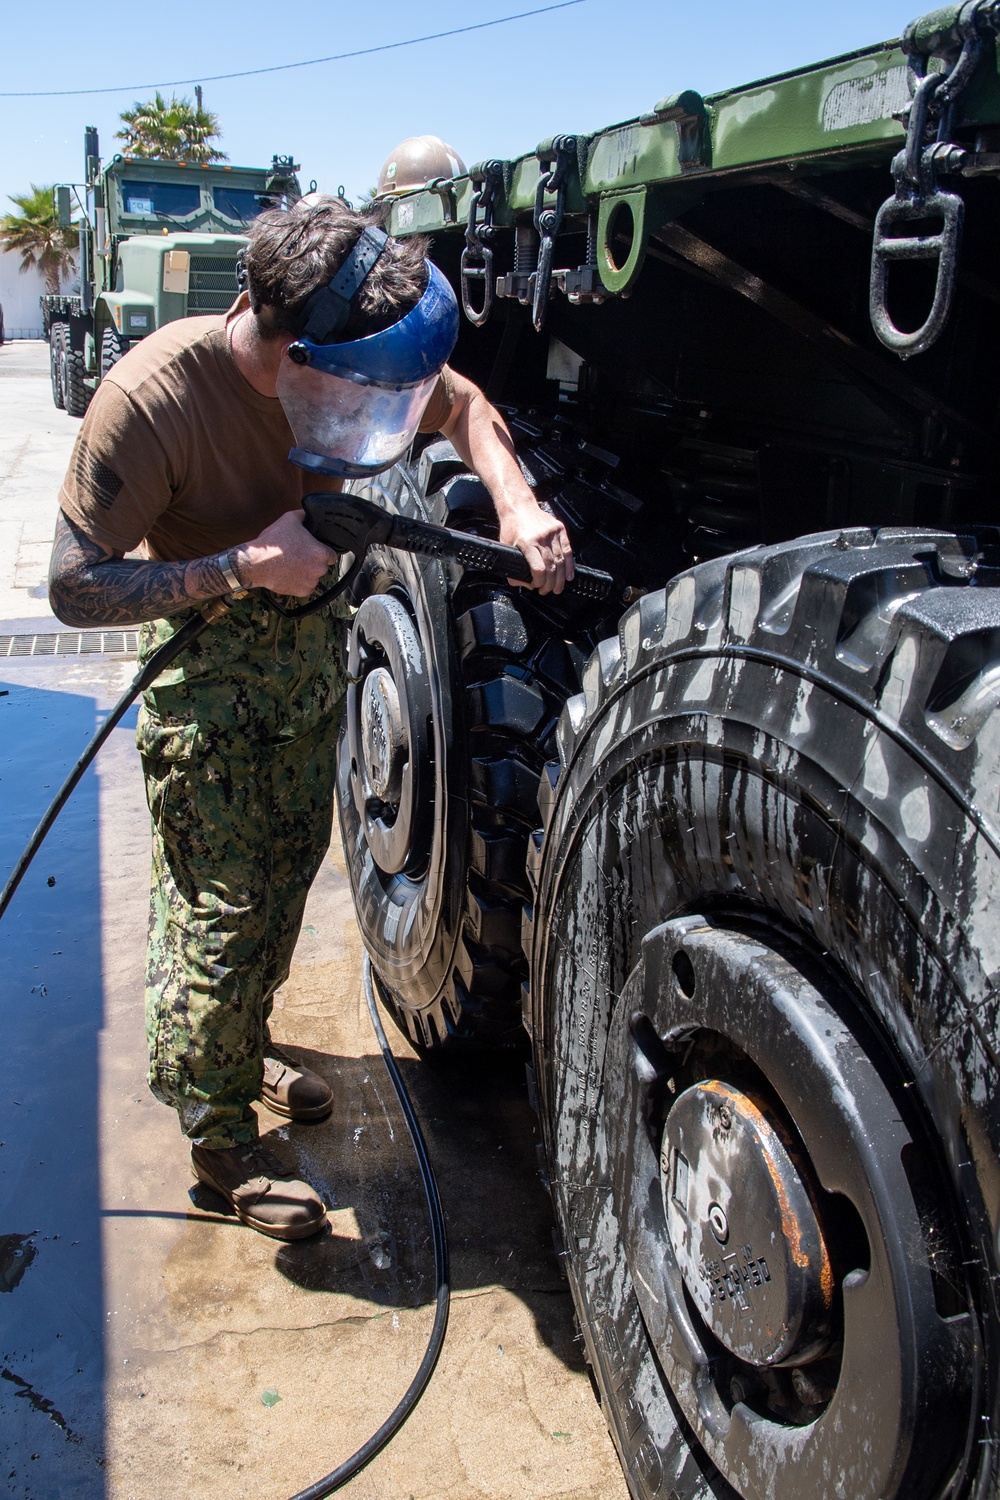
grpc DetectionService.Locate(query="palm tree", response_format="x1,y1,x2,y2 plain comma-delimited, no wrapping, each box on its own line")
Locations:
0,185,77,295
115,91,228,162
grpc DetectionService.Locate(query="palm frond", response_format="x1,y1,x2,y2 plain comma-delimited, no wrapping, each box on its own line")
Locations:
115,92,227,162
0,183,77,292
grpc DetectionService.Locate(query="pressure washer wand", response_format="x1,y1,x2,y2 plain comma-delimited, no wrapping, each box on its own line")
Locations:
301,491,619,602
0,598,230,923
1,493,612,915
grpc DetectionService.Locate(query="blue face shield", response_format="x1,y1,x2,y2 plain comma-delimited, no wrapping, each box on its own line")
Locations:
277,260,460,479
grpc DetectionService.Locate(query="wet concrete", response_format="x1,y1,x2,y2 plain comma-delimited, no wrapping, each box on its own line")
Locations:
0,347,627,1498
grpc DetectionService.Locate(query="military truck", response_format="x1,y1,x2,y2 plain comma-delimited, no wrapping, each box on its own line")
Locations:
43,130,300,416
341,5,1000,1496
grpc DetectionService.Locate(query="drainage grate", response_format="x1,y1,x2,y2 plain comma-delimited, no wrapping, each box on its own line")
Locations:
0,629,139,659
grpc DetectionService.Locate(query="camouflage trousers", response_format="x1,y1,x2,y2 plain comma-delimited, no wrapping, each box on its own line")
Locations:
136,594,347,1149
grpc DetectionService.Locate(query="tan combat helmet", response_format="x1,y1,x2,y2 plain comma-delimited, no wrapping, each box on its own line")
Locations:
377,135,467,196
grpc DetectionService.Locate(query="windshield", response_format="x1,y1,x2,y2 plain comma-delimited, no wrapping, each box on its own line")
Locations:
212,186,267,222
121,180,201,218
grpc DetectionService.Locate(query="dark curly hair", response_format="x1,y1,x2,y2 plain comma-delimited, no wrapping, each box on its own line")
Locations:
244,195,429,341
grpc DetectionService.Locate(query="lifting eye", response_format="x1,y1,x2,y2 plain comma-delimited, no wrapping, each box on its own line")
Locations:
596,186,652,294
604,198,636,274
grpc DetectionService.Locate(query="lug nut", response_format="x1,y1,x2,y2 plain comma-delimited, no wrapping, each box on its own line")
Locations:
791,1366,832,1407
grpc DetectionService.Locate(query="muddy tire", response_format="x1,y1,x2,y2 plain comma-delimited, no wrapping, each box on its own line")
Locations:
49,322,67,409
524,526,1000,1499
337,414,645,1051
61,334,91,418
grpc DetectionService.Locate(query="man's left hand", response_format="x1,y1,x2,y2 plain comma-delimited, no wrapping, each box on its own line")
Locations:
499,503,575,596
438,371,575,595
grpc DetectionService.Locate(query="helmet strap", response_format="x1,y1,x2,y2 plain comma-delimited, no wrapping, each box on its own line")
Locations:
300,226,389,343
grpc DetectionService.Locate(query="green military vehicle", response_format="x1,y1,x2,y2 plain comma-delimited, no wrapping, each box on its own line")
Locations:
43,130,300,416
341,4,1000,1496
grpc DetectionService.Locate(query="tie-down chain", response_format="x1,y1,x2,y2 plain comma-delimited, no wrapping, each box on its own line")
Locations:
870,0,1000,356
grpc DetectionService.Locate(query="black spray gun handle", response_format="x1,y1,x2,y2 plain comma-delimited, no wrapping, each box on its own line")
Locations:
301,491,618,604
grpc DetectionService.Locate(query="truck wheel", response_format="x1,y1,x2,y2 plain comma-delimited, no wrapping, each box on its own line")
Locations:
49,323,67,409
100,327,129,378
60,336,92,418
525,526,999,1499
337,416,644,1050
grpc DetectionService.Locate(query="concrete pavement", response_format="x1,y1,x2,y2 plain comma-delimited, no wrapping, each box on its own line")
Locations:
0,339,78,630
0,341,628,1499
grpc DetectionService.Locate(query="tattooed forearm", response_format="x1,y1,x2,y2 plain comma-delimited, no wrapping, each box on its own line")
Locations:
48,510,240,628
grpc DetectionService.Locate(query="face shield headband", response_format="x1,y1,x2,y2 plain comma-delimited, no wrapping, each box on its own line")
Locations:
277,259,460,480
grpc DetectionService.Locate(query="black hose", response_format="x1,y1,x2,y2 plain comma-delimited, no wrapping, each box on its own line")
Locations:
288,953,450,1500
0,611,451,1497
0,608,213,922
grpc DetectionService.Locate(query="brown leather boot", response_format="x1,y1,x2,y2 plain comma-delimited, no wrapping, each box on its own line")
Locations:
261,1044,334,1121
191,1142,327,1241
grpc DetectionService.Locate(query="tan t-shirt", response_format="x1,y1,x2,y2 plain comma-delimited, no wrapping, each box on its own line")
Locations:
60,304,457,562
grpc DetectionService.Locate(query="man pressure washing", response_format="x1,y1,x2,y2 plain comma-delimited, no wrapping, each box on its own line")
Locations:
47,195,574,1241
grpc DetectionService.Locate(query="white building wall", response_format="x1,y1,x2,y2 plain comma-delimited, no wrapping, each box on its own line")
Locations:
0,249,77,340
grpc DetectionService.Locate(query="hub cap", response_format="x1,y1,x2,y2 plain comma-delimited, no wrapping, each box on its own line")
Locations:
360,667,406,802
661,1080,832,1366
347,592,433,877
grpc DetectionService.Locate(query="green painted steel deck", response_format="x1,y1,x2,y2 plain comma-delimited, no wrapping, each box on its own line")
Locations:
385,25,1000,239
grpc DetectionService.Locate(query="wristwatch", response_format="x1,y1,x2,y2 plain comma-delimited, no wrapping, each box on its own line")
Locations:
219,549,248,597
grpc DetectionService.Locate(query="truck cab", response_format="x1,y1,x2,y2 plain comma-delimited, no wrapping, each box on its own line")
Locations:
44,133,300,415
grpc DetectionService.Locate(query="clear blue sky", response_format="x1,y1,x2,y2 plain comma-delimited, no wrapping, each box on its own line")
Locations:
2,0,913,213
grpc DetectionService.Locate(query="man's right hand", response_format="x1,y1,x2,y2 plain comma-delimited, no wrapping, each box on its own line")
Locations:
234,509,340,597
48,507,342,628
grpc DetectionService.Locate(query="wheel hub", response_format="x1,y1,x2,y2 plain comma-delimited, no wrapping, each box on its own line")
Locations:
661,1079,833,1366
360,667,406,802
346,592,433,877
600,914,974,1500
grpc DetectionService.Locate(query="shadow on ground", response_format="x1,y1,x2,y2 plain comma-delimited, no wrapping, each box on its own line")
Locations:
217,1045,581,1369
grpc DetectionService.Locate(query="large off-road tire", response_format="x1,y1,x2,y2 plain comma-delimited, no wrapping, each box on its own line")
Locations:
524,526,1000,1499
337,412,645,1051
49,322,67,410
60,331,92,418
100,326,129,379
